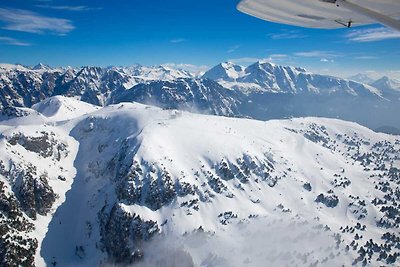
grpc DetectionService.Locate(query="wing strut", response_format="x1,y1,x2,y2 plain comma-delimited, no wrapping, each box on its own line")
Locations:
334,0,400,31
334,19,352,28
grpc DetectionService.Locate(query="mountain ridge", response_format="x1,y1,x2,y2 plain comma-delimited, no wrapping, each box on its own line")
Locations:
1,61,399,129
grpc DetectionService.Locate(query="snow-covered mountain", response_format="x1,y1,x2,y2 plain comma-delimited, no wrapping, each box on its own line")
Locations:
202,62,400,130
0,61,383,109
107,78,242,116
202,62,244,82
371,76,400,95
124,65,193,81
1,62,399,130
204,61,381,96
1,97,399,266
0,64,194,108
360,76,400,106
348,73,376,84
348,74,400,97
0,63,63,74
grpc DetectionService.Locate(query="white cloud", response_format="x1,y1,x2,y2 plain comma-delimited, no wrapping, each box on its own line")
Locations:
228,54,289,65
36,5,102,12
294,50,341,59
228,57,270,64
320,58,334,63
346,27,400,42
267,54,290,63
269,54,288,59
0,36,31,46
267,31,308,40
227,45,240,53
170,38,185,43
0,8,74,35
354,55,379,60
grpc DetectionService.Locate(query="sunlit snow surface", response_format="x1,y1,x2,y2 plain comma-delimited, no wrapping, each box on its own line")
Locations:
0,96,399,266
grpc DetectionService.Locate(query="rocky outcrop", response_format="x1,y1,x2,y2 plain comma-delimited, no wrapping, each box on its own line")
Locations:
315,193,339,208
0,180,37,267
98,203,159,264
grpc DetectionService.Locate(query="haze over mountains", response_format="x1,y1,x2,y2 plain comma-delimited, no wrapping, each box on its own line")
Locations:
1,96,399,266
1,61,400,131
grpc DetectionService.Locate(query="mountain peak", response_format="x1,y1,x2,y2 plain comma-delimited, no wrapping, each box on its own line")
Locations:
220,61,239,67
32,63,51,70
372,76,400,92
202,62,244,82
255,60,275,66
379,76,391,81
348,73,376,84
246,61,278,73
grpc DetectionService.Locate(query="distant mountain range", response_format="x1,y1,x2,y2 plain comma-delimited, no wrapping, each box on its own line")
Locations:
1,62,399,130
203,61,378,95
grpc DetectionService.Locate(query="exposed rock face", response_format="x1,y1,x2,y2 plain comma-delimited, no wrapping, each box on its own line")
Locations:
303,182,312,191
0,180,37,267
13,170,57,220
2,132,71,220
0,126,75,266
98,203,159,264
0,106,41,121
315,193,339,208
0,70,57,108
8,132,68,160
115,163,179,211
107,78,242,117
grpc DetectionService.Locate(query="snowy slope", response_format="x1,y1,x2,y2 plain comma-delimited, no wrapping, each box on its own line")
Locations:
32,96,100,121
1,99,399,266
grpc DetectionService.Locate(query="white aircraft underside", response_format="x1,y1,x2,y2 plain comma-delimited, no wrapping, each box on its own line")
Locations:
237,0,400,31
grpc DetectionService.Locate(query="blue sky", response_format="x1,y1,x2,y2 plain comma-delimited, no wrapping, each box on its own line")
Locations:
0,0,399,77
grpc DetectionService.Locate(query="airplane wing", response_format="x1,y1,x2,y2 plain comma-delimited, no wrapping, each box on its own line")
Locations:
237,0,400,30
